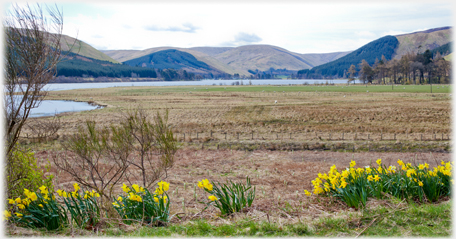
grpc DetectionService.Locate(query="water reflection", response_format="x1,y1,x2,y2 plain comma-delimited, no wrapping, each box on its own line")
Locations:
29,100,100,118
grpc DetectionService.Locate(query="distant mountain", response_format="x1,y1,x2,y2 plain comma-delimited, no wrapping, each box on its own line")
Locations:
103,47,246,75
122,49,222,75
104,45,351,76
298,36,399,78
298,27,452,78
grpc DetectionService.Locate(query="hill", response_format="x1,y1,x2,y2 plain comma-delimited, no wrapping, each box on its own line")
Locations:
298,27,452,78
56,52,157,79
394,27,452,59
298,35,399,78
103,47,247,76
122,49,222,75
104,45,350,76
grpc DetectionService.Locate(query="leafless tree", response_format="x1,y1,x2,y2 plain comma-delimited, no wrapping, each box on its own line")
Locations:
3,3,65,158
121,108,178,189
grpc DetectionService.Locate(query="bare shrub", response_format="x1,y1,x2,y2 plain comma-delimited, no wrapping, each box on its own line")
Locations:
52,108,177,208
120,108,178,188
23,116,61,142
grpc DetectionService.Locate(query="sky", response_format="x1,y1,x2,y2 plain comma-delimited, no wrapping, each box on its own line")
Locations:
3,1,454,54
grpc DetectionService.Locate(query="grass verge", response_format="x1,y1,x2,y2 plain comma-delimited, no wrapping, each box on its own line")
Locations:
100,199,451,237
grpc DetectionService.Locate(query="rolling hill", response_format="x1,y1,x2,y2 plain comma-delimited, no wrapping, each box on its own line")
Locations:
103,45,351,76
122,49,222,75
298,27,452,78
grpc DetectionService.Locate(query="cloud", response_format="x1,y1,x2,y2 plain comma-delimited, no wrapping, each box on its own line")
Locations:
234,32,262,44
220,32,263,47
144,22,199,33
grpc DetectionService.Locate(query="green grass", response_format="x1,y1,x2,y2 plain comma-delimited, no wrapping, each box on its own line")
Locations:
119,84,451,94
101,199,451,237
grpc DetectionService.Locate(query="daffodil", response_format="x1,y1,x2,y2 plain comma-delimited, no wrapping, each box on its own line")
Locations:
112,202,120,207
157,181,170,191
28,192,37,201
57,189,63,196
376,159,382,165
350,160,356,168
39,185,47,194
340,180,348,188
208,195,217,201
3,210,12,220
304,190,312,196
18,204,25,210
132,184,140,193
418,164,425,170
121,183,130,193
397,159,404,166
14,212,23,218
23,189,31,197
8,199,15,205
155,187,164,195
73,183,80,192
418,181,423,187
367,175,374,181
373,175,381,182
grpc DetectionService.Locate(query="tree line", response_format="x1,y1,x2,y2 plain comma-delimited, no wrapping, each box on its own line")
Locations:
348,48,451,85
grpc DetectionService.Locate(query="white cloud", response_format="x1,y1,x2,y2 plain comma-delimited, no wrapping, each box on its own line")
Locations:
57,2,452,53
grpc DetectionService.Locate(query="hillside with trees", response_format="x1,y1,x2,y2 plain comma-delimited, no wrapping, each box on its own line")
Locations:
297,36,399,78
56,52,157,79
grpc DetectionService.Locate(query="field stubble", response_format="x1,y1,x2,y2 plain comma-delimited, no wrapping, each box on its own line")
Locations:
40,85,451,141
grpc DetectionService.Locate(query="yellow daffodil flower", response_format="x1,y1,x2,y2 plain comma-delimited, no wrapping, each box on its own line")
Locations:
132,184,140,193
73,183,80,192
157,181,170,191
367,175,374,181
8,199,15,205
340,181,348,188
14,212,23,218
376,159,381,165
122,183,130,193
304,190,312,196
28,192,37,201
350,160,356,168
4,210,12,219
18,204,25,210
373,175,381,182
208,195,217,201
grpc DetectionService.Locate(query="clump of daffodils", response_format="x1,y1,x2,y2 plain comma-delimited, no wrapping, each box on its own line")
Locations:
306,159,452,208
112,181,171,225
